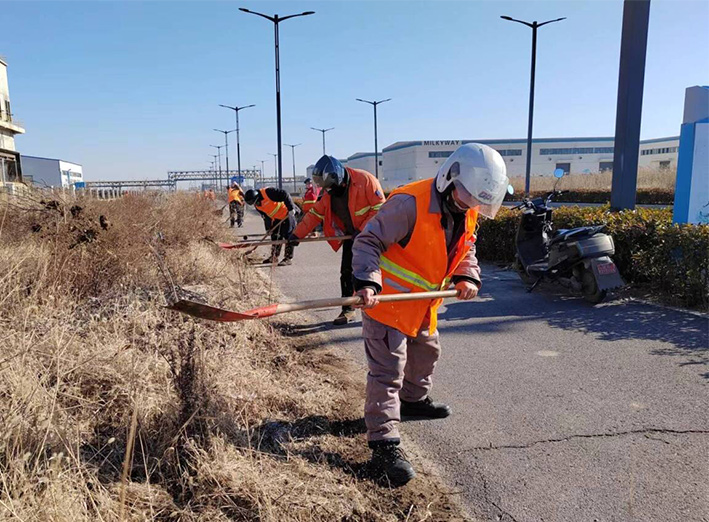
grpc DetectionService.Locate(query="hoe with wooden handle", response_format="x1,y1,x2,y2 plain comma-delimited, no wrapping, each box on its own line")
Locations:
167,289,459,322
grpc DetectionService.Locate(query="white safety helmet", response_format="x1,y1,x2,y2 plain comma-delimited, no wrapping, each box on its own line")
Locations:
435,143,509,219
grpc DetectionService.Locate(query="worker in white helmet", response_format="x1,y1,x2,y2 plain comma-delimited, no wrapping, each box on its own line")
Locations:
351,143,509,486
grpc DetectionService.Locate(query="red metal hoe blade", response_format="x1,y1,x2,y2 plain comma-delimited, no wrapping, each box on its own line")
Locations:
166,300,260,321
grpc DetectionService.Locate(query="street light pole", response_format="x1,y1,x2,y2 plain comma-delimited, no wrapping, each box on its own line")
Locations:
260,160,266,187
269,153,278,184
214,129,235,188
501,15,565,196
240,8,315,190
219,104,255,183
210,144,224,189
285,143,301,192
310,127,334,155
356,98,391,179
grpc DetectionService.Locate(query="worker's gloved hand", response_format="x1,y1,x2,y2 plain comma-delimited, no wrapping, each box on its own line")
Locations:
287,233,300,247
354,287,379,309
454,280,479,300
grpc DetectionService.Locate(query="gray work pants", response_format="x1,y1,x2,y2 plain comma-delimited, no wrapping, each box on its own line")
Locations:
362,313,442,442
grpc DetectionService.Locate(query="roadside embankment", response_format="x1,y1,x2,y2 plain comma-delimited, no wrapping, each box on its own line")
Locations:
0,191,468,521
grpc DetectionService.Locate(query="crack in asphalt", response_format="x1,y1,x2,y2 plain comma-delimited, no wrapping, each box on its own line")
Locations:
472,454,521,522
465,428,709,452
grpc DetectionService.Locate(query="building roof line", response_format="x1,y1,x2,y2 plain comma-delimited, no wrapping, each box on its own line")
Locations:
382,136,680,153
21,155,82,165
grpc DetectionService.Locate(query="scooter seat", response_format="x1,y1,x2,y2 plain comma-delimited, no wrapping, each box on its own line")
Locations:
550,226,605,246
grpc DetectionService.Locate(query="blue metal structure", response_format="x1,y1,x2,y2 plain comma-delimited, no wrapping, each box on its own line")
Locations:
611,0,651,211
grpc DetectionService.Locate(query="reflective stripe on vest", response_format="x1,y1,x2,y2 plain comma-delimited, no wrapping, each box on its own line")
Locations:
257,189,288,221
380,256,441,292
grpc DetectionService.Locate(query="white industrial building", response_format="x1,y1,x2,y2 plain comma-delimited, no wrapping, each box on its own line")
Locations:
0,57,25,186
21,155,84,188
305,136,679,191
379,136,679,190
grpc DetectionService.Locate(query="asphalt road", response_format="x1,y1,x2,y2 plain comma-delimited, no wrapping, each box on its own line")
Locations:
236,212,708,522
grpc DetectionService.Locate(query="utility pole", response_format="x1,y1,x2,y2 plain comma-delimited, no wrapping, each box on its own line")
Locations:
240,7,315,189
219,104,255,183
269,153,278,184
311,127,334,155
214,129,235,188
210,144,224,189
501,14,566,196
356,98,391,179
285,143,301,192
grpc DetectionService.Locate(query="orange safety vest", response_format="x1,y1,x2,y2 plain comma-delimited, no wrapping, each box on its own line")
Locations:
228,187,244,204
364,178,478,337
255,189,288,221
293,167,385,251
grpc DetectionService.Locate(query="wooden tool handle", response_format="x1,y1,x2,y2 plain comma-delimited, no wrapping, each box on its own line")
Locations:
273,290,459,315
236,235,353,248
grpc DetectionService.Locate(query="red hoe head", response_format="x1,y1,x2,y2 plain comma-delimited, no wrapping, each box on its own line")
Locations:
166,300,280,322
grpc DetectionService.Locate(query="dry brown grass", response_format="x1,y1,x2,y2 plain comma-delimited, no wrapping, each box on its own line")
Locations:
0,190,467,521
509,167,676,193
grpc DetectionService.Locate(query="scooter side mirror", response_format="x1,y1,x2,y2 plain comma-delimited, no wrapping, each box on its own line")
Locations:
507,184,515,196
553,168,565,178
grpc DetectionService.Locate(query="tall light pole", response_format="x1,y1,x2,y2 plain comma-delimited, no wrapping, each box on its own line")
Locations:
501,15,566,196
260,159,267,186
356,98,391,179
219,103,255,183
285,143,301,192
210,144,224,188
311,127,334,155
240,7,315,190
214,128,235,187
269,153,278,183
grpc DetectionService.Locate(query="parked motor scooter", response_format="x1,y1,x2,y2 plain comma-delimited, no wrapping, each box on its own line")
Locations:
513,169,624,303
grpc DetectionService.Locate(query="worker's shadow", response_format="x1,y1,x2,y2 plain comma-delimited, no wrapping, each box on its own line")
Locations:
248,415,371,479
273,319,361,339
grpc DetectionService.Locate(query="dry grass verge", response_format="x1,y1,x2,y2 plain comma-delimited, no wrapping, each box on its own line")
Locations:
508,167,676,193
0,190,468,521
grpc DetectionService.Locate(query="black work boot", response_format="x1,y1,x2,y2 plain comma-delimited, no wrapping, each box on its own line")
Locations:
279,244,295,266
262,244,282,265
400,396,451,419
369,441,416,487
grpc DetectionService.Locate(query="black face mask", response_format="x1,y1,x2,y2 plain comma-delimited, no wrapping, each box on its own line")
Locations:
328,183,346,197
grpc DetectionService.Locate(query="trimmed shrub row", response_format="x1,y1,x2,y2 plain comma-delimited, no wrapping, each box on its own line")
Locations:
476,206,709,310
502,189,674,205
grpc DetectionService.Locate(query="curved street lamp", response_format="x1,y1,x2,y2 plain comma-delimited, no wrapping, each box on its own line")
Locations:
311,127,334,155
501,15,566,196
356,98,391,179
240,7,315,189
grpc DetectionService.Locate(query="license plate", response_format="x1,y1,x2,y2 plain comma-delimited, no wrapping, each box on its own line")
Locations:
597,262,617,275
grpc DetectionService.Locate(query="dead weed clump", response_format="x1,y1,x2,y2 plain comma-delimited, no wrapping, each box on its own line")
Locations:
0,190,468,521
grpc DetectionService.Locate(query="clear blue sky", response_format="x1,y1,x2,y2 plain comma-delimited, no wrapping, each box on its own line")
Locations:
2,0,708,181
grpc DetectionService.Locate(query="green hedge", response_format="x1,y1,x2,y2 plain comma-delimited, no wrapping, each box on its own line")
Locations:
476,206,709,310
502,189,674,205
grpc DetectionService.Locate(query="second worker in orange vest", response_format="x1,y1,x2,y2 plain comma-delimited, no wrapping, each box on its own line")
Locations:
289,155,386,325
244,187,297,266
228,181,245,228
351,143,510,487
